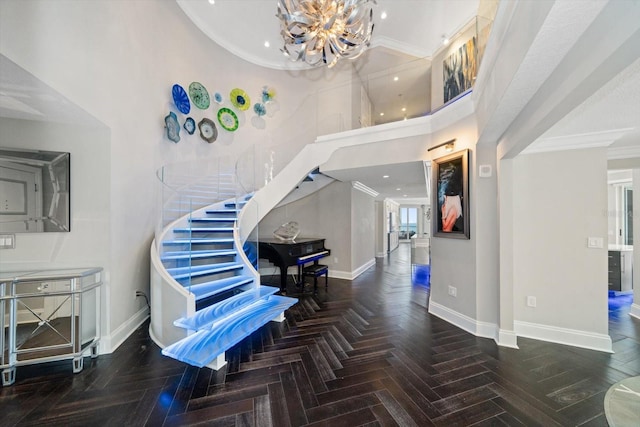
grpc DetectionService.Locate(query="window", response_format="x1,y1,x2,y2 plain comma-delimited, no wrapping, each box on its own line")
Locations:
399,207,418,240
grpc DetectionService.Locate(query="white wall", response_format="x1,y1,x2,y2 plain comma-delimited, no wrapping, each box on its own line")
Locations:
259,181,351,275
351,186,375,270
259,180,375,278
512,148,610,350
0,0,356,349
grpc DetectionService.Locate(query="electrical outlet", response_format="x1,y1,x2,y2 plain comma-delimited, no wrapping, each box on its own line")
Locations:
0,233,15,249
448,285,457,297
527,296,536,307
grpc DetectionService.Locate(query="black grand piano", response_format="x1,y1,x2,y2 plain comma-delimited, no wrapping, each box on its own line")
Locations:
258,237,330,293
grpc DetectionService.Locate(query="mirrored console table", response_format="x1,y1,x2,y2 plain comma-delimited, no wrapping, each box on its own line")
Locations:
0,267,102,386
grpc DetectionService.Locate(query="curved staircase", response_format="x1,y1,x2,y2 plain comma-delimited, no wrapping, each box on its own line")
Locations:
150,166,298,370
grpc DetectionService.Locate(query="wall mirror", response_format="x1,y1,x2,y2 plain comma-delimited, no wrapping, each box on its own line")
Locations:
0,147,70,233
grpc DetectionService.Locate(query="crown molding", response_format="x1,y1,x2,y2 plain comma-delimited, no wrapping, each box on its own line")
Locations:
607,144,640,160
352,181,379,197
370,36,430,59
522,128,634,155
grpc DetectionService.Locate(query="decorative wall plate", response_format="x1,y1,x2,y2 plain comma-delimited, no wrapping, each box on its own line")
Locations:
189,82,210,109
217,107,239,132
198,118,218,143
172,84,190,114
253,102,266,117
214,92,223,104
164,112,180,143
262,86,276,103
183,117,196,135
230,88,250,111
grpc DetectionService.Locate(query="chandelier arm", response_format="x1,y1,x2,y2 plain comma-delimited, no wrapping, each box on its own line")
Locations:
277,0,375,68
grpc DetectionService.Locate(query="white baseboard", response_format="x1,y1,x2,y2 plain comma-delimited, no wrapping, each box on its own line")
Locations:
99,306,149,354
375,251,387,258
630,303,640,320
497,329,519,349
514,320,613,353
329,258,376,280
426,302,612,353
428,300,498,341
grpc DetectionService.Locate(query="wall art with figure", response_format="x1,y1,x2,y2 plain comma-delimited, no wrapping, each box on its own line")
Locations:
432,149,470,239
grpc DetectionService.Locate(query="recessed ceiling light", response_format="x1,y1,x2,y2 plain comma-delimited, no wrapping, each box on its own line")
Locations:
383,175,389,178
393,76,399,82
401,107,406,112
396,188,401,191
442,35,449,45
208,0,215,4
380,11,387,20
264,41,270,48
403,194,408,197
380,112,384,116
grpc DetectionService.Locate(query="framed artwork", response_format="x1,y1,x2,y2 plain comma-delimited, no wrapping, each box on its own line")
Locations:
432,149,470,239
443,36,477,103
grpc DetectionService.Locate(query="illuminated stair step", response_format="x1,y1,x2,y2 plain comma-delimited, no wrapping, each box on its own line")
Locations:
189,218,236,223
174,285,279,330
168,262,243,280
224,201,247,208
188,275,254,301
160,249,237,261
163,238,235,245
162,295,297,368
173,227,234,233
205,209,239,215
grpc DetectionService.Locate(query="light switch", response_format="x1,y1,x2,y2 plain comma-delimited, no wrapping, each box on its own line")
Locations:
587,237,603,248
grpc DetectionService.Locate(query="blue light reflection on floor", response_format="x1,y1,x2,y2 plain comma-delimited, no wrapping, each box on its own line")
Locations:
608,291,633,320
412,264,430,288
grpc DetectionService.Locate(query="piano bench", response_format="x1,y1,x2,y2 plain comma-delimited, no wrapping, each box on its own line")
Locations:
302,264,328,294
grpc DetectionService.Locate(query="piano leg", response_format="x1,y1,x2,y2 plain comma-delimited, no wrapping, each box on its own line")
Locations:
279,265,287,293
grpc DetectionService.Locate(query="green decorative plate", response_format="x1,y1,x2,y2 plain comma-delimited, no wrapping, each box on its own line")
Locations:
230,88,250,111
188,82,210,110
217,107,239,132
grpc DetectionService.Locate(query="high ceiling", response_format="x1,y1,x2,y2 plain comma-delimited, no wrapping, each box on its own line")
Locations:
176,0,481,202
2,1,637,204
176,0,479,71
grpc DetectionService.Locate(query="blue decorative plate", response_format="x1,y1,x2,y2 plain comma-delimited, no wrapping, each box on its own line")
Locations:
172,84,190,114
183,117,196,135
217,107,239,132
189,82,210,110
214,92,223,104
253,102,266,117
164,111,180,143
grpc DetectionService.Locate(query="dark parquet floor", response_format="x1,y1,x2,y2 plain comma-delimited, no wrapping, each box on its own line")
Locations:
2,244,640,426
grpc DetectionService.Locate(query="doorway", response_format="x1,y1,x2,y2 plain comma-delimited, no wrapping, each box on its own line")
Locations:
399,207,418,241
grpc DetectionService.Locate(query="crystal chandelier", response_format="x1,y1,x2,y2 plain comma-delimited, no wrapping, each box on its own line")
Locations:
277,0,376,68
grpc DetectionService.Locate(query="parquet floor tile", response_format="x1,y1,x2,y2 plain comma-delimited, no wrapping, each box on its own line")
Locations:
3,244,639,426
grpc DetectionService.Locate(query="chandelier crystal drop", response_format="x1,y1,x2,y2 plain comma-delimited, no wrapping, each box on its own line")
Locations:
277,0,376,68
